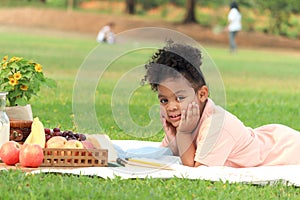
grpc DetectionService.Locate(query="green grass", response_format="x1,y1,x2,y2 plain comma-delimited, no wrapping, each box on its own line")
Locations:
1,27,300,199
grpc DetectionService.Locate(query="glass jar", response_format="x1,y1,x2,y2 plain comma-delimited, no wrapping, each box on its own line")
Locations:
0,92,10,149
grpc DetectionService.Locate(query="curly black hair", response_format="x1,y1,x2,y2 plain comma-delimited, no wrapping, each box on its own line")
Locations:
142,40,206,92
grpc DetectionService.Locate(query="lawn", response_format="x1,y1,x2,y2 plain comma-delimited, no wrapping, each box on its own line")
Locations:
1,28,300,199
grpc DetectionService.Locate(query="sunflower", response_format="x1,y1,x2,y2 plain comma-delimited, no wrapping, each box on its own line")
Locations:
20,85,28,91
1,62,7,69
35,63,43,72
9,78,18,86
13,71,22,80
1,55,8,63
9,56,21,63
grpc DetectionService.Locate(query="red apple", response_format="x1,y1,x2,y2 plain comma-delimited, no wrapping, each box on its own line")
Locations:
81,140,96,156
81,140,95,149
0,141,21,165
46,136,67,148
19,143,44,168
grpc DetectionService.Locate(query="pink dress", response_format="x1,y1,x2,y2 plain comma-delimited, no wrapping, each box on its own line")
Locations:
161,98,300,167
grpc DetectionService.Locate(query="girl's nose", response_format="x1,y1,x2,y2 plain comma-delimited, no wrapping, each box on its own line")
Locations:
167,101,179,111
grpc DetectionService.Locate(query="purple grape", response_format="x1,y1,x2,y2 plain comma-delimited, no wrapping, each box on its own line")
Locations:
62,131,68,137
53,127,60,132
67,131,74,137
78,134,86,141
44,128,51,135
53,131,62,136
46,134,51,141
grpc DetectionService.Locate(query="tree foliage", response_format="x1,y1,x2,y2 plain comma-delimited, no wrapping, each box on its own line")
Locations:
255,0,300,35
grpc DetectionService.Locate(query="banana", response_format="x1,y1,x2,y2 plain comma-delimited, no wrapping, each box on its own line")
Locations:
24,117,46,148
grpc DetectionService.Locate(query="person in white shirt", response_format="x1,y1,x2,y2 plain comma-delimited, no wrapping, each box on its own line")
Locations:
97,22,115,44
227,2,242,52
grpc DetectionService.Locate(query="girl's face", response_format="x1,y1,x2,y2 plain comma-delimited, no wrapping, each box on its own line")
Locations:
158,77,199,128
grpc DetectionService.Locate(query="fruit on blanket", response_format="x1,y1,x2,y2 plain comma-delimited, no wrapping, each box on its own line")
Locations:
44,128,51,135
78,134,86,141
46,136,67,148
85,135,102,149
0,141,21,165
45,134,52,142
53,127,60,132
64,140,84,149
44,128,87,142
81,140,95,156
53,131,63,137
46,136,68,156
24,117,46,148
63,140,84,156
81,140,95,149
19,143,44,168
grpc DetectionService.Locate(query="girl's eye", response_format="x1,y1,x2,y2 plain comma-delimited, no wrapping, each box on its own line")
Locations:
176,96,185,102
159,98,168,104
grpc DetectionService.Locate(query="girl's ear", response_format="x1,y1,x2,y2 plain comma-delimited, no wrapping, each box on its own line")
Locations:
197,86,209,103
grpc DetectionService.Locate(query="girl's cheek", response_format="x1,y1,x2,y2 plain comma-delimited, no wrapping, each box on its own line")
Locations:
160,105,167,116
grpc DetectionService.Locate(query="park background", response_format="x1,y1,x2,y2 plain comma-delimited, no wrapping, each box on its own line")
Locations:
1,0,300,199
1,0,300,48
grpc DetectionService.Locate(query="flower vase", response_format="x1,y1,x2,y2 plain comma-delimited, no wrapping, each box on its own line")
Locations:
5,104,33,121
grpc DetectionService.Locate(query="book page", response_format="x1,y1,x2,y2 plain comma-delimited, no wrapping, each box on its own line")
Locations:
86,134,118,162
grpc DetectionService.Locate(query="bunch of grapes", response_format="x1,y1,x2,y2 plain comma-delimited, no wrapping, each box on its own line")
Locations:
44,127,87,142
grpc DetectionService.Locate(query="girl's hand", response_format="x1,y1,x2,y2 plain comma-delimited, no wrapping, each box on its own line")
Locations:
160,114,179,155
177,102,200,134
161,115,176,141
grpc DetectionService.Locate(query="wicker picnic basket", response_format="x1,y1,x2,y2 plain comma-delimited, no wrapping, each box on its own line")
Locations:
9,119,33,142
42,148,108,167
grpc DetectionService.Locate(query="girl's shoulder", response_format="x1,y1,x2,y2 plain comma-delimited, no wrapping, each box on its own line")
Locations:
200,99,248,139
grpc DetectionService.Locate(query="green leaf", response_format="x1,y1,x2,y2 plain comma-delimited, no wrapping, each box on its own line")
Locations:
15,98,28,106
8,90,22,98
45,78,57,88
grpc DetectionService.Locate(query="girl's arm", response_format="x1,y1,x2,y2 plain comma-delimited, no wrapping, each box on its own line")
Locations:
176,102,203,167
176,132,195,166
176,132,202,167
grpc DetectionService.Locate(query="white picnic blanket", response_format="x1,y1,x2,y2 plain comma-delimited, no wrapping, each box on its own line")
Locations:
29,140,300,186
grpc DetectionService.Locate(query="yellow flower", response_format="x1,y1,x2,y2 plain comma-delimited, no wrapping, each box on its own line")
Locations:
13,71,22,80
20,85,28,91
9,78,18,86
1,55,8,62
9,56,21,63
1,62,7,69
35,63,43,72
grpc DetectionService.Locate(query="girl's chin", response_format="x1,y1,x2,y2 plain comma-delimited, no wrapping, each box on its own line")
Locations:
170,121,180,128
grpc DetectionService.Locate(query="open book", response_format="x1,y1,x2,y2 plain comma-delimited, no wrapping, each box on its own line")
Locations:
116,157,174,170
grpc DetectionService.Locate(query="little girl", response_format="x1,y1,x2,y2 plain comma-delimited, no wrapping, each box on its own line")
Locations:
143,41,300,168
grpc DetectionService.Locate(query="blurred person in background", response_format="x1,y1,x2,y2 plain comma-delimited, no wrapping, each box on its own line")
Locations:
227,2,242,53
97,22,115,44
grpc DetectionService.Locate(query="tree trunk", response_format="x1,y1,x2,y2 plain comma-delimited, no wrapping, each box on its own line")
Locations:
40,0,46,3
67,0,74,12
183,0,197,24
125,0,135,15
